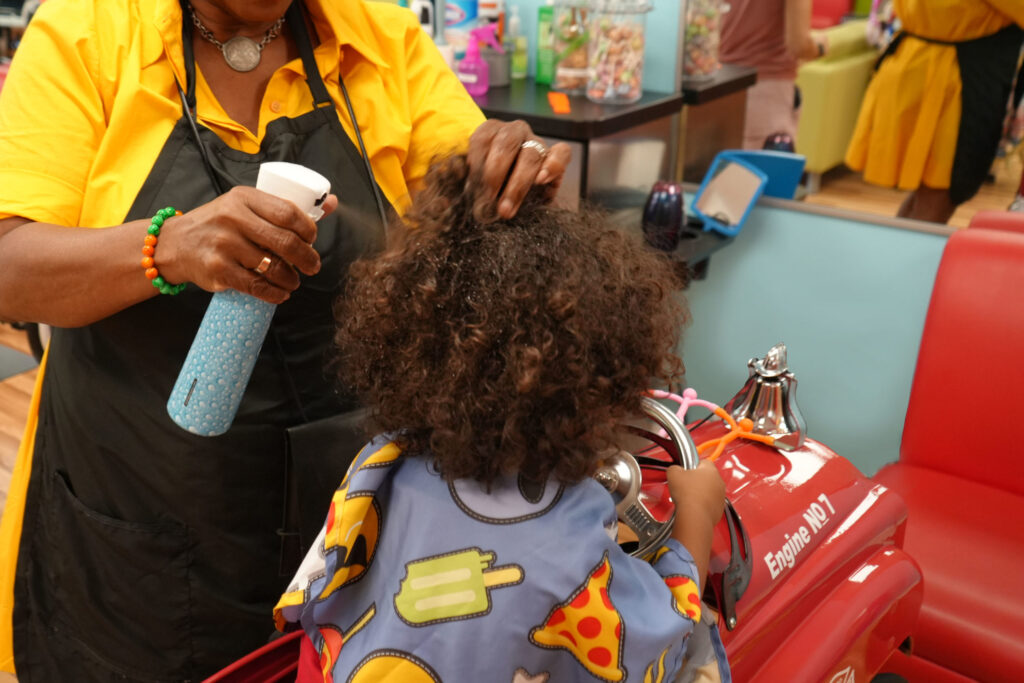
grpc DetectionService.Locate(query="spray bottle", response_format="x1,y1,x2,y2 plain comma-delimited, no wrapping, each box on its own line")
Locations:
536,0,556,85
457,23,504,97
167,162,331,436
410,0,435,38
507,4,527,80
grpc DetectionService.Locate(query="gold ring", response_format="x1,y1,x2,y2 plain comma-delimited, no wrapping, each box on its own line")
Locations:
520,139,548,158
255,255,272,275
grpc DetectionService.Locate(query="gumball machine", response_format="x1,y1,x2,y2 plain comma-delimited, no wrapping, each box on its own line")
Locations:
683,0,726,80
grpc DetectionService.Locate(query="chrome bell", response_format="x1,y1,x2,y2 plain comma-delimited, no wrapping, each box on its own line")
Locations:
722,343,806,450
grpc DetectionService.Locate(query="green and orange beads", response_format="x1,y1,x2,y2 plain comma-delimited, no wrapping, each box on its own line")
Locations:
142,206,187,295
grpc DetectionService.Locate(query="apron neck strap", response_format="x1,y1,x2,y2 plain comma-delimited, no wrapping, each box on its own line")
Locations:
178,0,198,111
286,2,334,108
176,1,330,109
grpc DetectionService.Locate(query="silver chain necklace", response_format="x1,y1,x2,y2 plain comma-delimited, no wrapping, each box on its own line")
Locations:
188,5,286,73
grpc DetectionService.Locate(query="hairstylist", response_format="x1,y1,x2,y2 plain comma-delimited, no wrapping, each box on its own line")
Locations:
0,0,570,679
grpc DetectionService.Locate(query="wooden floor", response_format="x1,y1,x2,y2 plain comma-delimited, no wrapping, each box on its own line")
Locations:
0,326,32,682
805,154,1022,228
0,325,35,517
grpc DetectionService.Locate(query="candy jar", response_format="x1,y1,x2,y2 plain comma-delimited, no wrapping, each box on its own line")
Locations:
683,0,725,80
553,0,590,95
586,1,652,105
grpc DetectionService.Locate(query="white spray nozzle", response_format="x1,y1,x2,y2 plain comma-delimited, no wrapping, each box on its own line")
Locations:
256,161,332,221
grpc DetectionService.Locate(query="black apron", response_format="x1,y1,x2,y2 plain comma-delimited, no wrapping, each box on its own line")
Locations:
876,24,1024,204
12,4,389,680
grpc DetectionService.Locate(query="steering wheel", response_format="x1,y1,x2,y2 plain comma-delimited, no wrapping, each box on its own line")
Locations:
593,396,700,558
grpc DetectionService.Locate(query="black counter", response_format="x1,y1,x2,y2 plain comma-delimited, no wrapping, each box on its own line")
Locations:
476,64,758,142
610,209,734,283
476,79,684,142
680,63,758,106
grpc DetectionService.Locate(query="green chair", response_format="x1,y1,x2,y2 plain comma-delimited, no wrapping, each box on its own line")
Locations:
795,19,876,192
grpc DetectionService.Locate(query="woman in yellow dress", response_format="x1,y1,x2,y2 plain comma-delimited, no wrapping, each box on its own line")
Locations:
845,0,1024,223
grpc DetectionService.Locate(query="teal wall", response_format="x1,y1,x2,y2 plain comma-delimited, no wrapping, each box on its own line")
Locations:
488,1,680,93
680,202,949,476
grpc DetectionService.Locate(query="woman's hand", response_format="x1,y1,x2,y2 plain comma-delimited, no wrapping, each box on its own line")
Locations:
467,119,572,219
156,186,339,304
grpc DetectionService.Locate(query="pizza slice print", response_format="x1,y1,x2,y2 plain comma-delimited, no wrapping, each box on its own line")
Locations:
530,552,626,682
664,575,701,623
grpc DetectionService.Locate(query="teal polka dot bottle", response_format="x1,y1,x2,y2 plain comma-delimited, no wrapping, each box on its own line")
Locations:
167,163,331,436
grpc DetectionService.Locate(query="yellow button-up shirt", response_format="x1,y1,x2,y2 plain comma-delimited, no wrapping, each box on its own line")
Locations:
0,0,485,226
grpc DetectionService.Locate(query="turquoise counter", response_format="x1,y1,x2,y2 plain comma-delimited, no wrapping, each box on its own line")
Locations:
680,199,953,476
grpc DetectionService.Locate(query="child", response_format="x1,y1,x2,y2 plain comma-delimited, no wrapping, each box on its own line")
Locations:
274,155,730,682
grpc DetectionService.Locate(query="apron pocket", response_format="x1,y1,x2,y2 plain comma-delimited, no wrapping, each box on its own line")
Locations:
46,470,193,680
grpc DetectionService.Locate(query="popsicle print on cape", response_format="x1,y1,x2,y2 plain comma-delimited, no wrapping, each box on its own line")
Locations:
394,547,524,626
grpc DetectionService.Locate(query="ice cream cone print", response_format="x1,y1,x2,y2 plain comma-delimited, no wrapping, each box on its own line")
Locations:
530,552,626,682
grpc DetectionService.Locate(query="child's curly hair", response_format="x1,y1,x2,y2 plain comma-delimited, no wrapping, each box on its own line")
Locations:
336,155,688,485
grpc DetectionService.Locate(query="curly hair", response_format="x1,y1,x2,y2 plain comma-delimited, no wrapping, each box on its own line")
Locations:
335,155,688,485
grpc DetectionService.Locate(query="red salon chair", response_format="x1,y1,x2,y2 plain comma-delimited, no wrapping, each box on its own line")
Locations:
874,228,1024,683
968,209,1024,234
203,629,303,683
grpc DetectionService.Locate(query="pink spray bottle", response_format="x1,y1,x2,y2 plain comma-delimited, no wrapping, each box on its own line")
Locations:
457,23,504,97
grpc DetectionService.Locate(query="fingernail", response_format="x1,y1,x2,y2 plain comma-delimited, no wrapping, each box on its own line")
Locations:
499,199,514,217
537,170,550,184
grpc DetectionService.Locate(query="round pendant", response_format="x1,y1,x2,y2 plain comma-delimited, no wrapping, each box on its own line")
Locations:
222,36,261,72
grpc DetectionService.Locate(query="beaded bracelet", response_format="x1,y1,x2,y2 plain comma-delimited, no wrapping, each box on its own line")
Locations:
142,206,187,295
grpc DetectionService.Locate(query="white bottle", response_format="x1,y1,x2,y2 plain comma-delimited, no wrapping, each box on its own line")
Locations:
410,0,435,38
167,163,331,437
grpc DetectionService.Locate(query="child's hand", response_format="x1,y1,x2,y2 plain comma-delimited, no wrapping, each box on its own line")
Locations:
667,460,726,525
666,460,726,591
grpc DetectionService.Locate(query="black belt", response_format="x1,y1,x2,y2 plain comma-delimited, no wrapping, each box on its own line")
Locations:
876,26,1020,71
